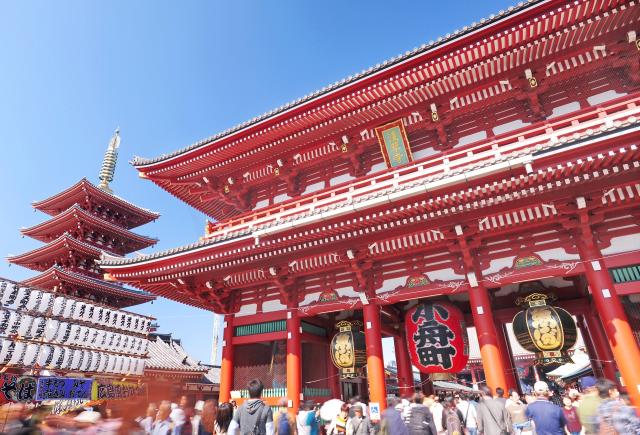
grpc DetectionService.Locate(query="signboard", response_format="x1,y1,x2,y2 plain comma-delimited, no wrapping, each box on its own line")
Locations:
92,380,145,400
36,377,93,401
369,402,381,422
405,302,469,373
0,374,37,403
375,120,413,168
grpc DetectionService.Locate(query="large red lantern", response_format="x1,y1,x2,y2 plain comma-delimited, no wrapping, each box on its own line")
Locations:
405,301,469,373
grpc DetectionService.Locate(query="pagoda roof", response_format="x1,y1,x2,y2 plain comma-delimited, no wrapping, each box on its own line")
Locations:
32,178,159,229
131,0,544,169
126,0,633,222
21,204,158,254
145,335,209,374
21,266,155,308
7,233,116,271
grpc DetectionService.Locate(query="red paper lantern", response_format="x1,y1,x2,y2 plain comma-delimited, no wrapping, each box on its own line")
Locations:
405,301,469,373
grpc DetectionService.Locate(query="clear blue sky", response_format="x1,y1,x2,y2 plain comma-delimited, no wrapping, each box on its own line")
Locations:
0,0,515,364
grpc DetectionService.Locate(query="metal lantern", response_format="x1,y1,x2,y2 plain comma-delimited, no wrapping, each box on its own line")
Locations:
512,293,577,369
330,320,367,379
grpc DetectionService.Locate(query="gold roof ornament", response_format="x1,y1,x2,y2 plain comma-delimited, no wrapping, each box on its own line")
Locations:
98,128,121,193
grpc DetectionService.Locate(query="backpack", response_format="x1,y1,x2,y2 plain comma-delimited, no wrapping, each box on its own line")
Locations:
276,410,292,435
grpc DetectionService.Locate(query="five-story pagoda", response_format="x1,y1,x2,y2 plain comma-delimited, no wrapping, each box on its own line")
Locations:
8,130,158,308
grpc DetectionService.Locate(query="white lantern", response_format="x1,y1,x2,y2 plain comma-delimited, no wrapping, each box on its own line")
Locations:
0,310,11,334
52,297,66,316
72,302,85,320
26,290,42,311
57,322,73,344
14,287,31,310
9,342,26,364
105,354,116,373
51,346,65,369
68,324,81,344
1,284,19,307
39,293,54,314
0,280,16,303
88,351,99,371
23,343,40,367
0,339,12,364
30,317,47,339
17,314,33,337
97,352,107,372
37,344,53,366
62,300,76,318
8,311,22,335
44,319,60,341
62,349,75,369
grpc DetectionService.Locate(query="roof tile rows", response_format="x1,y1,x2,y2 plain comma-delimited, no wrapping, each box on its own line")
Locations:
145,335,209,373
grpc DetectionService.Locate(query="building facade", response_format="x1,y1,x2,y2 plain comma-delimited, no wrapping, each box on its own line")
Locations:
101,0,640,411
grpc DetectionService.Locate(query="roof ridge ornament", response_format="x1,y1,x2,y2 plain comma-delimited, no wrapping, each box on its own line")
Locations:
98,128,121,193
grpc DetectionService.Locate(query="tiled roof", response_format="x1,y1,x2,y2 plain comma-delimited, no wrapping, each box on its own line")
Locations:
131,0,543,167
145,335,209,373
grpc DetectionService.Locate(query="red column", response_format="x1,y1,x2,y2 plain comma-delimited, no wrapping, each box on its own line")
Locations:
219,314,235,403
468,283,509,395
493,321,518,393
394,332,414,398
363,303,387,411
287,306,302,415
578,242,640,408
420,372,434,396
582,313,618,382
577,315,604,378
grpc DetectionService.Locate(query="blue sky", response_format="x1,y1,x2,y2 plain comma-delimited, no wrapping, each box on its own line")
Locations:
0,0,515,364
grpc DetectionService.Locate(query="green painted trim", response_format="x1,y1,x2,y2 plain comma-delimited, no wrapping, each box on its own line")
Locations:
302,321,327,337
610,265,640,283
234,320,286,337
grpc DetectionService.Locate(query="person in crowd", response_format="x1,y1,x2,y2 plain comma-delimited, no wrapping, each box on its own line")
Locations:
198,400,217,435
273,398,295,435
192,401,205,435
524,381,566,435
215,403,234,435
152,402,175,435
493,388,507,406
348,397,367,419
426,395,443,434
296,401,318,435
576,376,600,434
139,403,159,434
561,397,581,435
327,403,349,435
441,397,463,435
455,393,477,435
175,408,194,435
476,385,511,435
347,404,374,435
171,397,189,430
596,378,640,434
404,392,437,435
379,398,408,435
505,389,529,435
229,379,274,435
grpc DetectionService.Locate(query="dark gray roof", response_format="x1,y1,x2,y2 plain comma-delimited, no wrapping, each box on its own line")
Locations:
131,0,543,167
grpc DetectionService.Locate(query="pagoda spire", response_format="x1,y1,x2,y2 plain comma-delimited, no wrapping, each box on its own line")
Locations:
98,128,121,193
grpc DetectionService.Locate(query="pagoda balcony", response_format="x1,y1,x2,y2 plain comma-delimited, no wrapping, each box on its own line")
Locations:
203,93,640,244
32,178,159,229
21,204,157,255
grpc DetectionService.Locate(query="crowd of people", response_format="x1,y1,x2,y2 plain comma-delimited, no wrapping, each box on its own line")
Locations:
1,376,640,435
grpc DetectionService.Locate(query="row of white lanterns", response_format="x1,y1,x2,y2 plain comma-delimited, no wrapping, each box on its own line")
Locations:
0,339,146,375
0,282,151,334
0,309,148,356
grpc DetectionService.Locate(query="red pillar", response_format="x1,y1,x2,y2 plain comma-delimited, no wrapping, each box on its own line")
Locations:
394,332,414,398
286,306,302,415
577,315,604,378
578,241,640,408
363,303,387,411
420,372,434,396
581,313,618,382
468,283,509,395
219,314,235,403
493,321,518,393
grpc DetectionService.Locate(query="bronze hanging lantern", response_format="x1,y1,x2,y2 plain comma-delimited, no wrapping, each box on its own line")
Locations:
512,293,577,369
330,320,366,379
